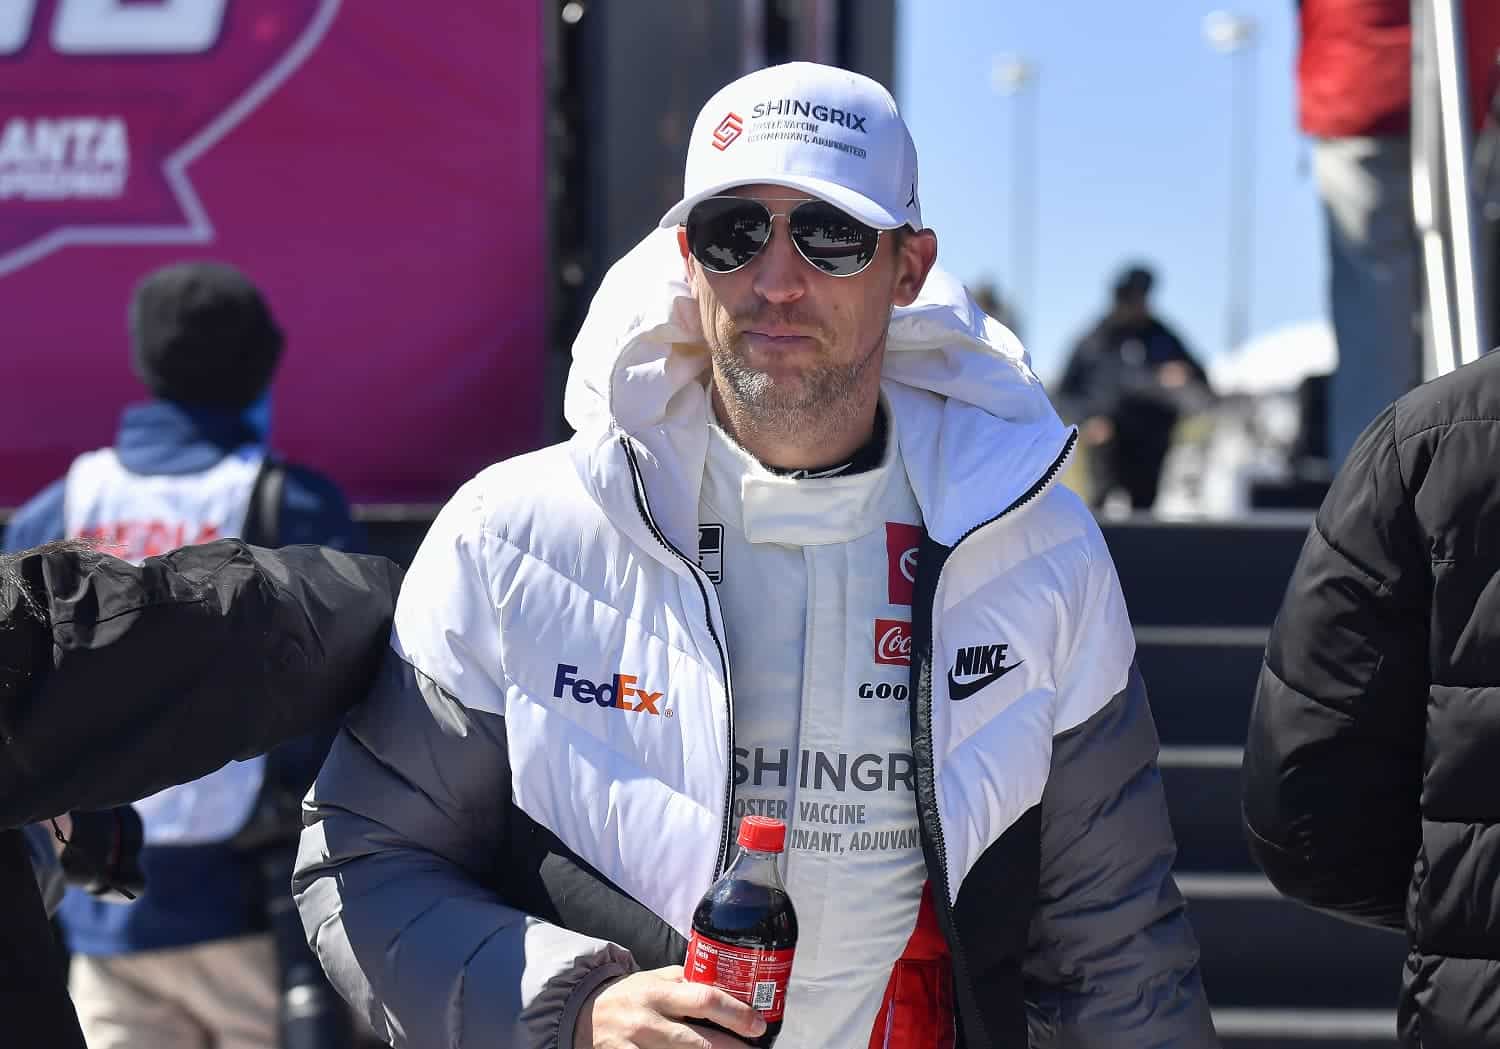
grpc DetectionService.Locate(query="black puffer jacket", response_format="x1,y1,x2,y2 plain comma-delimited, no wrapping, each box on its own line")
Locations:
1243,349,1500,1048
0,541,401,1049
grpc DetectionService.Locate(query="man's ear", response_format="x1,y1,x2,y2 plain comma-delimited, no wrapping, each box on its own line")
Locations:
677,227,695,286
891,229,938,308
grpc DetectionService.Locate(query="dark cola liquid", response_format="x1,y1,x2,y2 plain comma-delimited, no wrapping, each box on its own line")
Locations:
691,877,798,1048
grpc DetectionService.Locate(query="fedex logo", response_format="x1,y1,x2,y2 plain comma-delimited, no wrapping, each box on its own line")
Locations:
553,664,666,716
885,523,921,605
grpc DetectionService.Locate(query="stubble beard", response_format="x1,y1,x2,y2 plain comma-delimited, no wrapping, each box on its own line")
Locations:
712,331,884,447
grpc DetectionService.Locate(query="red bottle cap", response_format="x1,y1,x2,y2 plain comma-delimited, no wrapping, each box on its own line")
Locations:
738,816,786,853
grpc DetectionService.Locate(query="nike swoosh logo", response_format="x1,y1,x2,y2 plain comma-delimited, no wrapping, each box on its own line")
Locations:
947,661,1024,702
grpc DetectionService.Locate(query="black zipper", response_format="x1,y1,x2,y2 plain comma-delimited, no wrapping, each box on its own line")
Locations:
618,434,738,878
920,427,1077,1044
951,428,1080,552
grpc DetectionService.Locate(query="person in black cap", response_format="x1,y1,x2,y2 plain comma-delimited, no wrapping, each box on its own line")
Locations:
2,261,361,1049
1057,263,1212,512
128,260,287,412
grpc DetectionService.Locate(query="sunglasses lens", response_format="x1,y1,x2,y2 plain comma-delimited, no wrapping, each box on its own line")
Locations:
790,201,881,276
687,198,771,273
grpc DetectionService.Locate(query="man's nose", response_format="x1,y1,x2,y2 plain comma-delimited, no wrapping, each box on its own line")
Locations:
751,220,808,305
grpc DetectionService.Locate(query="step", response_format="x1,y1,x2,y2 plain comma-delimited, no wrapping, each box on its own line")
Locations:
1138,628,1265,746
1250,475,1333,512
1160,754,1252,872
1181,878,1408,1010
1101,516,1310,627
1214,1008,1397,1048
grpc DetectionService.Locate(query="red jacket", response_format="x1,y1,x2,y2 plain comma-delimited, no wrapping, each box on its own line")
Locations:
1298,0,1500,137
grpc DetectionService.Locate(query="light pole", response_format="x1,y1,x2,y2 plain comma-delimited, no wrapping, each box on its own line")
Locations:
1203,12,1258,353
992,55,1037,334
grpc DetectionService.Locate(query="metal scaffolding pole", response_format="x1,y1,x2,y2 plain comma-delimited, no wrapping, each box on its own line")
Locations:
993,56,1038,332
1412,0,1488,376
1205,12,1259,354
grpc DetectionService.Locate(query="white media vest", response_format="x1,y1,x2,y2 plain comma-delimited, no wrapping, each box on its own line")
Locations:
62,445,269,845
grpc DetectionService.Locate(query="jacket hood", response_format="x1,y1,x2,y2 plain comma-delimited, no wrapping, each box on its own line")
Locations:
563,228,1072,550
114,401,264,476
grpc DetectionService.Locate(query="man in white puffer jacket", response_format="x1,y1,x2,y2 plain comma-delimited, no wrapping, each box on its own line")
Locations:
294,62,1216,1049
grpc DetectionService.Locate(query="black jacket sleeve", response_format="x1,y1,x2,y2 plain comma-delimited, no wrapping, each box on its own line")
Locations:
1241,404,1428,929
0,540,401,828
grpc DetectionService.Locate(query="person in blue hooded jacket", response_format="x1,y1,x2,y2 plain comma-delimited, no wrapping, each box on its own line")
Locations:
3,261,360,1049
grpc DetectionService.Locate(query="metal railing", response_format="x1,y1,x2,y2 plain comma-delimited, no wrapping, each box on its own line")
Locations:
1413,0,1490,376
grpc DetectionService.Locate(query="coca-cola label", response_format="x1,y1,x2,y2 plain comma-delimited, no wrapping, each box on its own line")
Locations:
874,619,913,666
885,522,921,605
684,931,795,1022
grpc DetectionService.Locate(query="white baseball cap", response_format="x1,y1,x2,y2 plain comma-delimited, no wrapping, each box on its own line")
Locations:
658,62,922,232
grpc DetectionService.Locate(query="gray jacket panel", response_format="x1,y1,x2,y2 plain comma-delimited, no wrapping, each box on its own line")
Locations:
293,648,637,1049
1024,668,1218,1048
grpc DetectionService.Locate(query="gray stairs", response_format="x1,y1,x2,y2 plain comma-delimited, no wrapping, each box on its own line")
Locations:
1102,516,1405,1048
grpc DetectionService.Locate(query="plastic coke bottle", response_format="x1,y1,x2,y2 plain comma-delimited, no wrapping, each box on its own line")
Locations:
684,816,799,1047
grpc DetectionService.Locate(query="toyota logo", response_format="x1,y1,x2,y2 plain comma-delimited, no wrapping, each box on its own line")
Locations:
899,547,918,584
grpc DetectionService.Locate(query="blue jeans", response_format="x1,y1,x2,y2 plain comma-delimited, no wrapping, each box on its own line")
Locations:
1315,136,1422,467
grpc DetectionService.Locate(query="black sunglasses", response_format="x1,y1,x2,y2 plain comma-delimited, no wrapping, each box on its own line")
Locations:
685,196,884,278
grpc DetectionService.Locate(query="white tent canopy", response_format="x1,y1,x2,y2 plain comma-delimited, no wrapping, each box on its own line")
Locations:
1207,320,1337,397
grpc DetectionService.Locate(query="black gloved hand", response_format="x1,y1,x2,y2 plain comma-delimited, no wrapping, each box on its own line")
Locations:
59,806,146,902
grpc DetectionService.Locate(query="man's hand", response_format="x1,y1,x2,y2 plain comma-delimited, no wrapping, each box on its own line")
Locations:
47,813,72,854
574,965,766,1049
1081,415,1116,447
1155,360,1192,389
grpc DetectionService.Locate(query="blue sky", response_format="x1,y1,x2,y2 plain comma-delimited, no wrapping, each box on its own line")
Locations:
896,0,1327,383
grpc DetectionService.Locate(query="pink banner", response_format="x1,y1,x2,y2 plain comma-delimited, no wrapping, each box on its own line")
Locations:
0,0,547,505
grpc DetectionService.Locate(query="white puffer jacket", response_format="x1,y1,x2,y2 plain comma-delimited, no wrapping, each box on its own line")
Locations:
295,229,1215,1049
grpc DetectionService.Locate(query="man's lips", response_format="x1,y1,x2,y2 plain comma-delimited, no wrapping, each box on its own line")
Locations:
742,327,817,347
